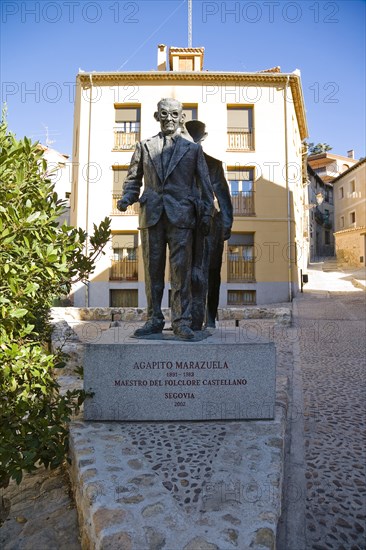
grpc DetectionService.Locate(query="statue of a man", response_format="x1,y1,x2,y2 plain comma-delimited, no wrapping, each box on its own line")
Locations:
184,120,233,329
117,99,214,340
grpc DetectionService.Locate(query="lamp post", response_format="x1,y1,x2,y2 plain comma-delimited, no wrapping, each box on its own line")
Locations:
301,192,325,291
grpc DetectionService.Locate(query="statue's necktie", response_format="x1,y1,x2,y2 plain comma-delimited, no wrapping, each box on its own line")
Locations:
162,136,174,178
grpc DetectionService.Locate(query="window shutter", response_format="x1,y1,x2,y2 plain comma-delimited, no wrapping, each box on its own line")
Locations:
112,168,128,192
227,108,251,130
227,168,254,181
115,108,140,123
228,233,254,246
112,233,138,249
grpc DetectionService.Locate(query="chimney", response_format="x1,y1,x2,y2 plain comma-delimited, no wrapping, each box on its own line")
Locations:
347,149,355,159
157,44,167,71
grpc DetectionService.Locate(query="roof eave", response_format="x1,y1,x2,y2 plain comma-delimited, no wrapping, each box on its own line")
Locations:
77,71,308,140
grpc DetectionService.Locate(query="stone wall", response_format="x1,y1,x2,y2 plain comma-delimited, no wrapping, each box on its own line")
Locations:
335,229,365,267
52,306,291,325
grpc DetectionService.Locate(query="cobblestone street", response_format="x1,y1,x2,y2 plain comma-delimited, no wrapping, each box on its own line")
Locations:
297,290,366,550
280,264,366,550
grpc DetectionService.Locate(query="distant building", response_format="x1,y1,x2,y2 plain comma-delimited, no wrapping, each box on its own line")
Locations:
71,45,309,308
307,165,334,260
332,158,366,267
39,145,71,225
308,150,359,183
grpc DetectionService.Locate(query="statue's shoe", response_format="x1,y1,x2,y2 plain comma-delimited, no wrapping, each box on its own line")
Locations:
133,320,164,337
173,326,195,340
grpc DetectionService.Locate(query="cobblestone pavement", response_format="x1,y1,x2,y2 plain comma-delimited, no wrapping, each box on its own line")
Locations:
0,464,81,549
294,287,366,549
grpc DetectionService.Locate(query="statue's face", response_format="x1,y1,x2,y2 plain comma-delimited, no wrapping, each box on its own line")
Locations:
156,99,184,135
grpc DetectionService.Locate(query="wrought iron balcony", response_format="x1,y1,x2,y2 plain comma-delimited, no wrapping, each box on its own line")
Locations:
110,258,138,281
314,207,332,229
113,129,139,150
111,194,139,215
228,247,255,282
231,191,255,216
228,259,255,282
227,129,254,151
314,207,324,225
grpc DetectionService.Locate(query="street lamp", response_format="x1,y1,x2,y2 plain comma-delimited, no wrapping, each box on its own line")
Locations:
315,192,324,206
304,192,324,210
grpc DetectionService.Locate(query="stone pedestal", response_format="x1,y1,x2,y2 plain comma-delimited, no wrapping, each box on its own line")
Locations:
84,338,276,421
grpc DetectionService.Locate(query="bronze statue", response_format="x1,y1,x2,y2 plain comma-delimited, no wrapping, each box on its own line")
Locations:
184,120,233,329
117,99,214,339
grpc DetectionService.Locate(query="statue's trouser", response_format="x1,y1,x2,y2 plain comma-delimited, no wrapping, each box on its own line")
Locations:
191,212,224,329
140,212,193,330
191,229,209,331
207,213,225,326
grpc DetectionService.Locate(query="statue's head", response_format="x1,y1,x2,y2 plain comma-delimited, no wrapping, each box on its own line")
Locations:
154,98,185,136
185,120,208,144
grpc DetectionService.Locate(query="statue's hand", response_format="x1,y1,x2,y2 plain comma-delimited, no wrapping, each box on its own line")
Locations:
117,198,129,212
223,228,231,241
200,215,212,236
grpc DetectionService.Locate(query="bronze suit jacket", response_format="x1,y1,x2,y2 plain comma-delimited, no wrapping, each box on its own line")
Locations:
122,133,214,229
204,153,233,238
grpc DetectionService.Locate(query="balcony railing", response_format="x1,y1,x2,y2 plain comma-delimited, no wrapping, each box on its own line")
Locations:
228,248,255,282
227,129,254,150
113,129,139,150
231,191,255,216
110,258,138,281
314,207,332,229
111,194,139,215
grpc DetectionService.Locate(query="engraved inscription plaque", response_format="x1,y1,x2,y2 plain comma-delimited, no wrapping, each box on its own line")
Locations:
84,342,276,421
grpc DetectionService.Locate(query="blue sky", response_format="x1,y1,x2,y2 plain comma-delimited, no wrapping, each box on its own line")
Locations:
1,0,365,158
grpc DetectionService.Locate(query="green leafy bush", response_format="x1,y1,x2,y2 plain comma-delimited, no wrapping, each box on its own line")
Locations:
0,115,111,487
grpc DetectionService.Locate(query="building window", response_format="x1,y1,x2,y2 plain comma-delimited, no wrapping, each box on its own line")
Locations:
227,233,255,282
110,289,138,307
112,166,128,192
227,290,256,306
350,211,356,225
340,216,344,228
339,186,344,199
325,231,330,245
110,233,138,281
227,106,254,150
182,104,198,122
227,167,255,215
111,166,139,215
327,187,333,205
114,104,140,150
350,179,356,194
179,57,194,71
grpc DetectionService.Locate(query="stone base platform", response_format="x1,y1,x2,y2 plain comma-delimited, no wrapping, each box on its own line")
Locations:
66,322,290,549
69,415,286,550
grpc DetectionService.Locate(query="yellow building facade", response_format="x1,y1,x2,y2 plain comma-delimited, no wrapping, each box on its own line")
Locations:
70,47,308,308
333,158,366,267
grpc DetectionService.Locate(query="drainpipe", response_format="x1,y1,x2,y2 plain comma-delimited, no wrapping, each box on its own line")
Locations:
284,75,292,301
85,74,93,307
